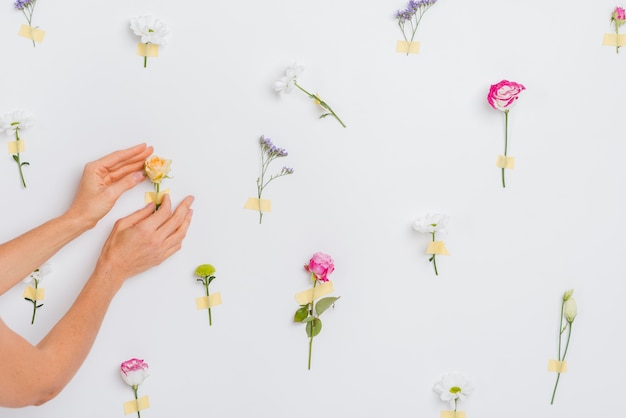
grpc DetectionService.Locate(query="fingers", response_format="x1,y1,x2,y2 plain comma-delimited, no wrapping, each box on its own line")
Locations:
114,202,156,230
156,195,195,236
96,144,152,170
102,171,145,202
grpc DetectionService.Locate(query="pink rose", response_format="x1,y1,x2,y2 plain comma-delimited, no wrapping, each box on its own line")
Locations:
304,252,335,282
120,358,149,387
614,6,626,21
487,80,526,111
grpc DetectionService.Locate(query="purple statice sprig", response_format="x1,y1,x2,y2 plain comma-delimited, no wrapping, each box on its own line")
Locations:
395,0,437,52
14,0,38,48
255,135,293,224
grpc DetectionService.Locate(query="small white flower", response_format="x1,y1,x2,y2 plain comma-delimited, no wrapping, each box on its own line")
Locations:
130,15,170,45
433,371,474,410
23,262,52,285
0,110,34,137
413,213,449,234
564,297,577,323
274,63,305,94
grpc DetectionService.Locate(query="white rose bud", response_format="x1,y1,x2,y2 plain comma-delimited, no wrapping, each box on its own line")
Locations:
564,298,577,323
562,288,574,301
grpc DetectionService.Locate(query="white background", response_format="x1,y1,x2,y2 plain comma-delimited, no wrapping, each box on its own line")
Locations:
1,0,625,417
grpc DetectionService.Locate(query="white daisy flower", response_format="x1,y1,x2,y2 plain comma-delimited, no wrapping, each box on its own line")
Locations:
130,15,170,45
433,371,474,410
23,262,52,285
274,63,304,94
0,110,34,137
412,213,449,234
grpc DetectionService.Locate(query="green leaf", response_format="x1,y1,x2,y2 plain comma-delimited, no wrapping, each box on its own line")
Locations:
305,318,322,337
21,162,30,166
319,113,331,119
294,306,309,322
207,276,216,285
12,155,19,163
316,297,340,316
36,304,44,308
24,298,33,303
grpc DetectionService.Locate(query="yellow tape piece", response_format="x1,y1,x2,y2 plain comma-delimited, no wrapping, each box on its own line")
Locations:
195,292,222,310
145,188,170,204
18,24,45,42
602,33,626,46
243,197,272,212
548,359,567,373
123,396,150,415
8,141,25,154
295,281,334,305
440,411,466,418
23,286,44,301
426,241,450,256
396,40,420,54
496,155,515,169
137,43,159,57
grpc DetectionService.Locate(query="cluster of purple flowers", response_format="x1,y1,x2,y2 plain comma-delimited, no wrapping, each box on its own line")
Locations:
281,166,294,175
260,135,288,157
14,0,34,10
395,0,437,24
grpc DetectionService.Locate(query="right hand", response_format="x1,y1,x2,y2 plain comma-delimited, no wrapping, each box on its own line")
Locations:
94,194,194,288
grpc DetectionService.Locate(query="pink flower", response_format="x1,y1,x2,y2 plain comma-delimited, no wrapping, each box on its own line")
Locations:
120,358,149,387
487,80,526,112
304,252,335,282
614,6,626,21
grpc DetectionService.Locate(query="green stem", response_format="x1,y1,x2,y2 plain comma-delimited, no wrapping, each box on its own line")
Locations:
550,324,572,404
557,300,565,360
502,110,509,188
431,233,438,276
294,82,346,128
154,182,161,210
616,25,620,54
144,54,147,68
133,386,141,418
205,282,212,326
307,276,317,370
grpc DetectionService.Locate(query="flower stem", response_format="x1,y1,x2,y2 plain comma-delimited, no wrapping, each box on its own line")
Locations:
308,277,317,370
616,25,620,54
502,110,509,188
431,233,438,276
294,82,346,128
144,55,147,68
205,281,212,326
551,302,572,405
133,386,141,418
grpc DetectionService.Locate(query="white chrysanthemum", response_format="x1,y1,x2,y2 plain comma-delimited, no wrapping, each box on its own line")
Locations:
130,15,169,45
413,213,449,234
0,110,34,136
433,371,474,410
274,63,305,94
23,262,52,285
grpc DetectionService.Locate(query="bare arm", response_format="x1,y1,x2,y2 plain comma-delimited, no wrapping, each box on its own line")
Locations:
0,143,153,295
0,194,194,407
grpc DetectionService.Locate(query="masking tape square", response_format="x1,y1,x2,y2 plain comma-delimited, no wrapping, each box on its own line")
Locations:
123,396,150,414
195,292,222,310
602,33,626,46
440,411,466,418
295,280,334,305
23,286,44,301
396,40,420,54
548,359,567,373
8,141,25,154
137,43,159,57
496,155,515,169
18,24,45,42
426,241,450,256
145,188,170,204
243,197,272,212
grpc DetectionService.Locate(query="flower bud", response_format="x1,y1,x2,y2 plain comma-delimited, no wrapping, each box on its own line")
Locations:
564,298,577,323
562,288,574,301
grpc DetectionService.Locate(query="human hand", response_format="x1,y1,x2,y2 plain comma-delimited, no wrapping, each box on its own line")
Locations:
94,194,194,288
66,144,154,229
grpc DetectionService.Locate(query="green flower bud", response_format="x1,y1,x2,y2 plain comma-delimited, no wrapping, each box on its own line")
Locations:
562,289,574,301
194,264,216,278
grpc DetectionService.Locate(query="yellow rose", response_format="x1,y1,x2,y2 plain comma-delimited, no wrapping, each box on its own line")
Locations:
144,155,171,183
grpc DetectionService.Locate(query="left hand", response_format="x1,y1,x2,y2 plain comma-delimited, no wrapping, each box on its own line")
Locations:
66,143,153,229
